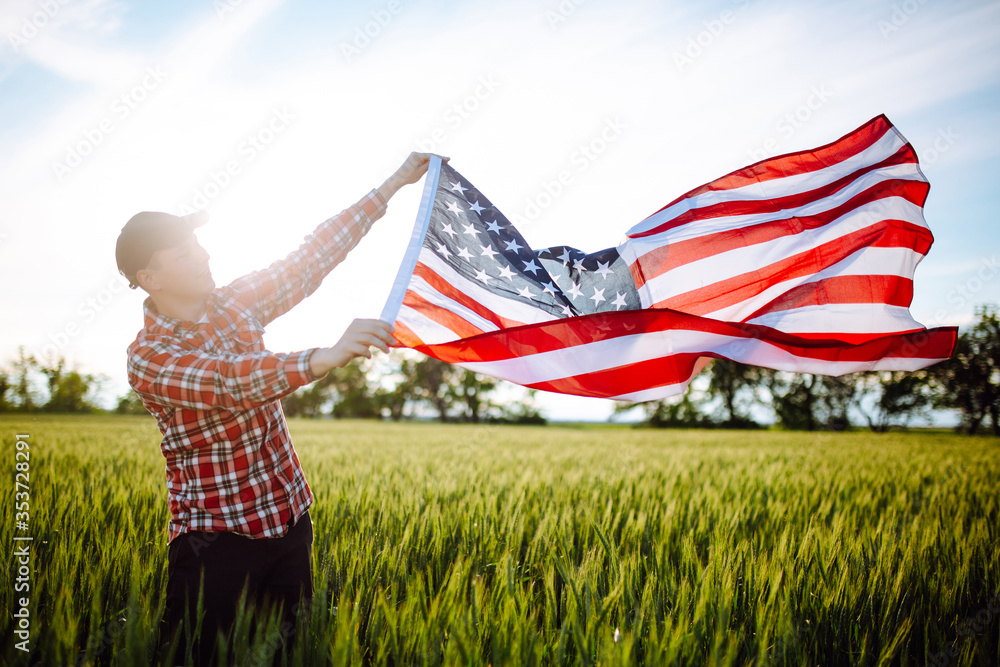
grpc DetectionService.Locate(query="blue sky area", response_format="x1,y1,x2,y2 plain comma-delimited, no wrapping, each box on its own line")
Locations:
1,0,998,421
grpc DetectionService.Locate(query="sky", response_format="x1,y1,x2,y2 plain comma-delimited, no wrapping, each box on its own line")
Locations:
1,0,998,421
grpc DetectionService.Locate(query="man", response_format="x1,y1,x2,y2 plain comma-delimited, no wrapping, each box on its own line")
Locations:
116,152,444,665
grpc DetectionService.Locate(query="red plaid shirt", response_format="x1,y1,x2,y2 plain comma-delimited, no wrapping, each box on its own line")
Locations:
128,190,387,543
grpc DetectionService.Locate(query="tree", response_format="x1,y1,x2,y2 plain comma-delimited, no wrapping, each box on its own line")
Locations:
765,372,820,431
858,370,932,432
284,351,532,423
615,391,713,428
706,360,766,428
328,359,381,419
370,350,417,421
37,358,101,413
10,347,37,411
375,382,409,421
404,357,458,421
0,370,10,412
116,390,150,415
449,370,498,424
280,383,329,418
2,350,104,414
816,374,859,431
765,372,859,431
928,304,1000,435
280,358,381,419
489,389,547,425
389,354,527,423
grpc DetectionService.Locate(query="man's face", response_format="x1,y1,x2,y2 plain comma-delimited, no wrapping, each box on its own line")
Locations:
138,234,215,299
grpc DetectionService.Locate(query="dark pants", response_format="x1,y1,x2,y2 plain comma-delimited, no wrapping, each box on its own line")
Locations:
161,511,314,666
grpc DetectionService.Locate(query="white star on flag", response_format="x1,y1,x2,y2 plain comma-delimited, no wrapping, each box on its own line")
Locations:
522,258,542,275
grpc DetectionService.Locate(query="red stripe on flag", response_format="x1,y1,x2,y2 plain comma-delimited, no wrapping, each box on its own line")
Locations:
391,321,424,348
652,219,933,314
744,274,915,321
412,307,956,366
521,319,953,398
525,352,707,398
631,143,921,239
633,178,930,289
413,262,525,330
402,290,487,339
637,115,896,224
755,330,925,345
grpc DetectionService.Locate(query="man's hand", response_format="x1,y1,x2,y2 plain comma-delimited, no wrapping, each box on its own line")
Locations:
377,152,449,203
309,319,396,378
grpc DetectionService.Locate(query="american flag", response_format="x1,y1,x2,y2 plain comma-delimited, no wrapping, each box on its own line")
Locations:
381,115,957,402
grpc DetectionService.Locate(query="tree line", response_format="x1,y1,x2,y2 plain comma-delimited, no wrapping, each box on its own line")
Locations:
0,347,547,426
0,352,106,414
2,305,997,434
277,352,547,424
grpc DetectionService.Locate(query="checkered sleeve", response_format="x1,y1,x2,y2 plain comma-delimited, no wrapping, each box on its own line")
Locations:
127,338,318,412
227,189,388,326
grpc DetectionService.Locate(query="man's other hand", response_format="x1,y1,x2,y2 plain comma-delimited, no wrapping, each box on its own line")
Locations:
309,319,396,378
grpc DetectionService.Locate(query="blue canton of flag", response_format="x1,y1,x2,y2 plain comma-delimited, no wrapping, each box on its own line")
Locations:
404,160,642,344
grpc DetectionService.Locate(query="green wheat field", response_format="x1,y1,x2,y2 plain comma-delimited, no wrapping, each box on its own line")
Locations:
1,415,998,666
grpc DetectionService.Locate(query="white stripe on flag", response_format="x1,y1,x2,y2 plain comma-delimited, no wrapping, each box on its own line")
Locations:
397,304,466,344
637,197,926,306
626,128,912,236
702,245,926,321
744,303,924,334
628,162,926,249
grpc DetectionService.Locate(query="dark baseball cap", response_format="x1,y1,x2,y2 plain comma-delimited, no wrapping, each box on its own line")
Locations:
116,211,209,289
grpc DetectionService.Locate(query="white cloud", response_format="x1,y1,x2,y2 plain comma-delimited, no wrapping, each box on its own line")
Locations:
2,0,129,85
